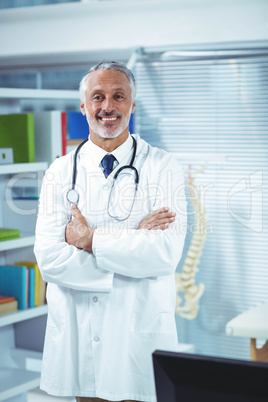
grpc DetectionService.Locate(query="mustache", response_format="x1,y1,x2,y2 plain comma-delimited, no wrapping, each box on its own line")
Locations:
97,111,121,118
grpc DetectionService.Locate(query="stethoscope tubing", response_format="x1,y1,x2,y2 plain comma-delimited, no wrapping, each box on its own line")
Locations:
66,136,139,220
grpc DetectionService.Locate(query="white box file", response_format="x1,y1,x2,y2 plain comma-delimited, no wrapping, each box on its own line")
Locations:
0,148,13,164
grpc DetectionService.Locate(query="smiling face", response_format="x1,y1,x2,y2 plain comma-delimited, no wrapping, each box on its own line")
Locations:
80,69,136,150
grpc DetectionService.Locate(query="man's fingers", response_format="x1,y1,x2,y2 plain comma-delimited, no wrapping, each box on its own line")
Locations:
153,222,170,230
146,211,176,225
147,215,175,230
71,204,87,223
138,207,176,230
152,215,175,227
71,203,81,217
144,208,173,223
150,207,170,217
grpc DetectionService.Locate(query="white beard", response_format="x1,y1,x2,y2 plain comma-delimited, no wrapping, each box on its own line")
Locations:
85,105,133,139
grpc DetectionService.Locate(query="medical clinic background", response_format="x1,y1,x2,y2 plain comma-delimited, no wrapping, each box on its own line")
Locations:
0,0,268,401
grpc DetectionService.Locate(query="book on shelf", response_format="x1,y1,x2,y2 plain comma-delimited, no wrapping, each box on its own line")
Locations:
0,295,15,304
0,295,18,314
0,295,18,315
15,261,46,306
0,299,18,314
34,111,67,165
0,265,28,309
66,112,88,154
67,111,88,140
0,228,20,242
5,264,35,307
0,113,35,163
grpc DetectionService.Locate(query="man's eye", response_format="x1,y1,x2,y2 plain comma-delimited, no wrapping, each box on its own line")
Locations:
115,95,123,100
93,95,103,101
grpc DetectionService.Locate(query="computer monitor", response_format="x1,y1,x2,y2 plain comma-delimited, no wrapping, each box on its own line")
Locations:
153,350,268,402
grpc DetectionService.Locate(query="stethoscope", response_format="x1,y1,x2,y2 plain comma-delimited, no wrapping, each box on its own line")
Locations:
66,136,139,221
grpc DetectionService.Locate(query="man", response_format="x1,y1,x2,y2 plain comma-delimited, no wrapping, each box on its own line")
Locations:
34,61,187,402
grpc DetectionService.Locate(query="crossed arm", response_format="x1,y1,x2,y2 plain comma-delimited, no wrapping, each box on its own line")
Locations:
35,154,186,287
66,204,176,253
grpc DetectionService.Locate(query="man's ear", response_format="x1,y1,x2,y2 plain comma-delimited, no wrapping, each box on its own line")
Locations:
131,101,136,114
80,101,86,115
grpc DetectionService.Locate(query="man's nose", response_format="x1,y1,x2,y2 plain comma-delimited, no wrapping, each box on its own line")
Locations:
102,97,114,113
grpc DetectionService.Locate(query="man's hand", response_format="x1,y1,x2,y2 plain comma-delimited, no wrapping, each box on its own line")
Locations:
138,207,176,230
65,204,94,253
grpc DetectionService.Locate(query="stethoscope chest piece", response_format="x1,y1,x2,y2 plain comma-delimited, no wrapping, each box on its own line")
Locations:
66,188,79,204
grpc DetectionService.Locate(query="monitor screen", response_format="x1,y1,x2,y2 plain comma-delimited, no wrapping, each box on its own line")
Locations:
153,350,268,402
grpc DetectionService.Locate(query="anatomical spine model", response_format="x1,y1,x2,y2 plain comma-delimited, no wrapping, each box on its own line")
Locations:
175,165,206,320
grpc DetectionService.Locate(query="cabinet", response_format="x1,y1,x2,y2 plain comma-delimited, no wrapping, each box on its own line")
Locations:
0,86,79,402
0,162,48,402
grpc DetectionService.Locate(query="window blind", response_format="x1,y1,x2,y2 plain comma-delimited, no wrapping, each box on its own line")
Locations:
134,52,268,359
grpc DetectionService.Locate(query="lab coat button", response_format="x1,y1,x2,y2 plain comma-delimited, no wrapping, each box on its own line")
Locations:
92,296,98,303
94,336,100,343
103,184,109,190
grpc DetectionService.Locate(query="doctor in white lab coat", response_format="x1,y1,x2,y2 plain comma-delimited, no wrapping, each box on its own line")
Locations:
34,61,187,402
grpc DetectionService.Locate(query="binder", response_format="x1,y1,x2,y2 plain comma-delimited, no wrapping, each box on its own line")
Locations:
0,113,35,163
34,111,66,165
15,261,46,306
0,265,28,310
28,267,35,308
67,111,88,140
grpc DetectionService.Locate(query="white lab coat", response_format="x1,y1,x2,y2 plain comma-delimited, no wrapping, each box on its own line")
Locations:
34,134,187,402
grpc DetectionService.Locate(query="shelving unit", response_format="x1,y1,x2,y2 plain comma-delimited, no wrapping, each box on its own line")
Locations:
0,161,48,402
0,368,41,401
67,139,83,146
0,87,80,116
0,305,48,328
0,162,48,175
0,88,79,100
0,234,35,252
0,85,79,401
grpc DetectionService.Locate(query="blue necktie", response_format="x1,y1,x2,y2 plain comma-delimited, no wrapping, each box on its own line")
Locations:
101,154,116,178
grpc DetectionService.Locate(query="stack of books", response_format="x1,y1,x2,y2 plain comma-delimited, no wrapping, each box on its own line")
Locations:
0,295,18,314
0,228,20,242
0,262,46,311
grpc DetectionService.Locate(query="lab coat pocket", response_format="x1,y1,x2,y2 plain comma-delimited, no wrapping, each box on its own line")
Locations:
130,276,177,334
46,283,66,331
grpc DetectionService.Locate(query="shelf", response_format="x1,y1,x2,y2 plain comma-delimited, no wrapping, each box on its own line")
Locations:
0,305,48,328
0,368,40,401
0,162,48,175
67,139,84,146
0,87,79,100
10,348,43,373
0,234,35,252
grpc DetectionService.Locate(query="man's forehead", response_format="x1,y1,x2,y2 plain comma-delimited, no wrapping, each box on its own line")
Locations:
86,70,130,91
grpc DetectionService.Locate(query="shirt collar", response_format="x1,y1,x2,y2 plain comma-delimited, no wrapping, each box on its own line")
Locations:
80,134,133,168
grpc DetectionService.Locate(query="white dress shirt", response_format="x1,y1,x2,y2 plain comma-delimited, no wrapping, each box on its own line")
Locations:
87,133,133,173
34,134,187,402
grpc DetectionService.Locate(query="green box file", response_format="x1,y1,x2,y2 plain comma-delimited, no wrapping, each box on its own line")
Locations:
0,228,20,241
0,113,35,163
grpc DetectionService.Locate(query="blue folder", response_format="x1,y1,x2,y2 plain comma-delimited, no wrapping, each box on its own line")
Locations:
67,111,135,139
28,268,35,308
0,265,27,310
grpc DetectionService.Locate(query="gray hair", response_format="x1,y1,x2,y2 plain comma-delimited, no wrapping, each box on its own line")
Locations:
79,61,136,102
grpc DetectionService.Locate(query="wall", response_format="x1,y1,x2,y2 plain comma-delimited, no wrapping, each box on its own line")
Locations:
0,0,268,69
